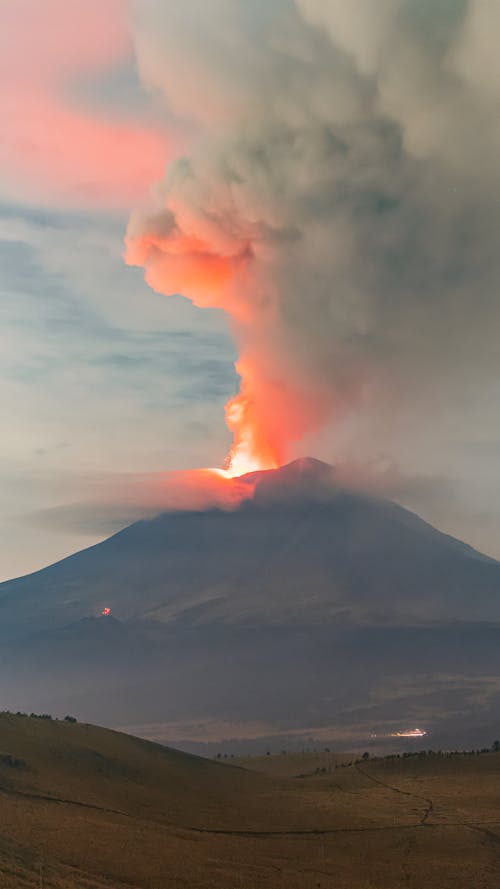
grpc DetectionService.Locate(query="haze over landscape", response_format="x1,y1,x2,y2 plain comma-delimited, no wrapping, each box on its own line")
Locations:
1,1,500,887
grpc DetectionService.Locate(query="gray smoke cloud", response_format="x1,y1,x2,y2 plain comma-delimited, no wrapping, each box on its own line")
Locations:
126,1,500,542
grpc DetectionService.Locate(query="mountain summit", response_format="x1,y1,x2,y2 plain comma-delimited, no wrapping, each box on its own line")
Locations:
238,456,338,503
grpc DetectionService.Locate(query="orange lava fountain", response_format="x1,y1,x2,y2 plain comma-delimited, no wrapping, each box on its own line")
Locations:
126,226,286,477
223,393,280,477
127,195,326,477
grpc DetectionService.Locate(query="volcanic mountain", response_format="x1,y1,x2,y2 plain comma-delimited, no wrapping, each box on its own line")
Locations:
1,457,500,750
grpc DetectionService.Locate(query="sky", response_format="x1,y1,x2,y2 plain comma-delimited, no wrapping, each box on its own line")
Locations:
1,0,500,580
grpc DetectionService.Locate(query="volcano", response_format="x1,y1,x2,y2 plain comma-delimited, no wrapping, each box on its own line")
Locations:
1,458,500,751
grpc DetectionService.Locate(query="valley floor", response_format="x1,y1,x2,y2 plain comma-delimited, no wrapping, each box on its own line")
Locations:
0,714,499,887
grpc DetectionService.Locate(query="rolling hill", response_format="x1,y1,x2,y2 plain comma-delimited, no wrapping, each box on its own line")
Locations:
0,713,499,888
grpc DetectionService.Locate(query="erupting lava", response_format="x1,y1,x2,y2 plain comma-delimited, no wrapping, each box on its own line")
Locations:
224,394,280,476
127,149,330,475
126,224,289,477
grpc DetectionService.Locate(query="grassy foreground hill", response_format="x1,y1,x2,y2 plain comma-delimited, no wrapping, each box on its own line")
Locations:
0,714,500,887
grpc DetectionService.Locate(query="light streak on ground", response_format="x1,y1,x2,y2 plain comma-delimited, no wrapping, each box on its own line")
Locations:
391,728,427,738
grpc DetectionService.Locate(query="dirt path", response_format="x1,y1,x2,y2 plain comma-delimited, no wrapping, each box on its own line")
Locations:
4,768,500,847
0,778,435,839
354,763,434,824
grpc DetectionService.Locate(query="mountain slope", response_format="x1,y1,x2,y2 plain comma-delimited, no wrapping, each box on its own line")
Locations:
1,458,499,746
0,458,498,638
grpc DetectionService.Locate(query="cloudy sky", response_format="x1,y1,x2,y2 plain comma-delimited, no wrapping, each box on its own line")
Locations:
2,0,500,580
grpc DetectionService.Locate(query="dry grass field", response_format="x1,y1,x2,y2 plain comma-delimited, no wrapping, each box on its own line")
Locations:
0,713,499,888
232,750,353,777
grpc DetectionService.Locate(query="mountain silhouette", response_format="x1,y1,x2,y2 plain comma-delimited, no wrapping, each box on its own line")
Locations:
1,458,499,749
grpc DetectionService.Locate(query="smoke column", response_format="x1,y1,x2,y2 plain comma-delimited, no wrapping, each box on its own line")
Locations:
127,1,500,477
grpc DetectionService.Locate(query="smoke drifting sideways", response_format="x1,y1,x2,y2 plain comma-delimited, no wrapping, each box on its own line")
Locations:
27,468,253,538
126,1,500,479
27,459,342,536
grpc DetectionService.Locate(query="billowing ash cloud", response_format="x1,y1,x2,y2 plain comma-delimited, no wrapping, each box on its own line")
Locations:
126,1,500,477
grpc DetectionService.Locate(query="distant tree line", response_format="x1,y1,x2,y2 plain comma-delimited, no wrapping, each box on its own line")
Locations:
1,710,78,723
214,742,500,763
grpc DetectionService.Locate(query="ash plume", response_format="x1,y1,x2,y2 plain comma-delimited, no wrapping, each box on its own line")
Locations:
126,1,500,477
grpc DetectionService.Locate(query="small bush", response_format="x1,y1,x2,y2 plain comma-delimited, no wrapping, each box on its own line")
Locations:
0,753,25,769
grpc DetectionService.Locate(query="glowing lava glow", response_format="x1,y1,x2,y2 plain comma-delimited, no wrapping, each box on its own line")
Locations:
127,186,330,475
223,394,280,476
224,449,273,478
101,607,111,616
126,228,279,474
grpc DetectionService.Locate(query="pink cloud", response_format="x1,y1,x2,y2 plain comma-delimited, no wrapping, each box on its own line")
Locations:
0,0,174,210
